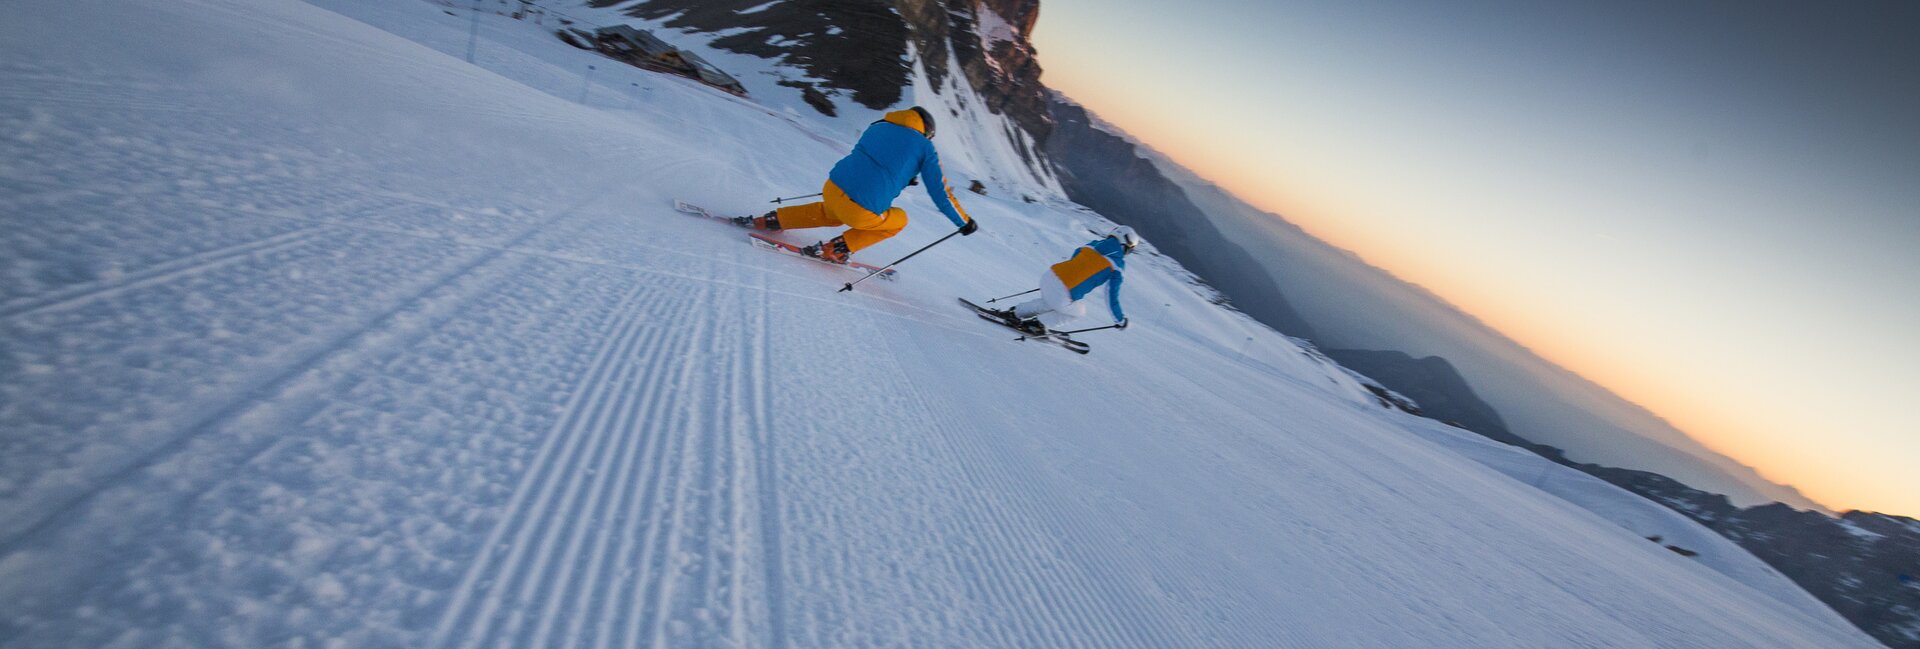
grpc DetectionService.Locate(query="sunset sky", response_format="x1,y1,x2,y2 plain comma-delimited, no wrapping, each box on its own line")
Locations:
1032,0,1920,515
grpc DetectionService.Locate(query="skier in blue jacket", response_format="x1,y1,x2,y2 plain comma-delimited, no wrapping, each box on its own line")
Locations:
1005,226,1137,334
735,106,977,263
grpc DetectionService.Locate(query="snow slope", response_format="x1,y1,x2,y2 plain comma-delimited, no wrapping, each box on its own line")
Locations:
0,0,1878,647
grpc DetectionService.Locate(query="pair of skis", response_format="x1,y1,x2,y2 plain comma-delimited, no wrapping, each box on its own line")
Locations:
957,298,1091,354
674,200,896,280
674,200,1087,353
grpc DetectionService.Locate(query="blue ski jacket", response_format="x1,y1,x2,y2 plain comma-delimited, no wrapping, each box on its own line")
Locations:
827,109,972,229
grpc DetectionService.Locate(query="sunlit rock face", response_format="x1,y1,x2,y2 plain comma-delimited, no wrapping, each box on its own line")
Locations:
604,0,1052,149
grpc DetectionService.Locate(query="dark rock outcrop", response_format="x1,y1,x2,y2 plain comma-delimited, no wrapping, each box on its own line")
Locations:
942,0,1052,145
1323,349,1519,446
1715,507,1920,647
600,0,911,110
1573,460,1741,523
603,0,1052,153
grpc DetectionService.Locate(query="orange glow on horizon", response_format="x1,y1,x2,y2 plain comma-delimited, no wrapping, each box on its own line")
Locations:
1081,101,1920,516
1237,182,1918,515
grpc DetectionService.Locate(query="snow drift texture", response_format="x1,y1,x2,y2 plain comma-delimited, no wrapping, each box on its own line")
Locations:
0,0,1882,647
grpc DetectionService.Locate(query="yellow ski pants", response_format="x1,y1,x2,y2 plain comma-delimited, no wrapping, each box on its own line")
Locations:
773,180,907,253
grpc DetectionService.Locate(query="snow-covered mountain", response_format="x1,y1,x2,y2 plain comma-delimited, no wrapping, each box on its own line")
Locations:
0,0,1886,647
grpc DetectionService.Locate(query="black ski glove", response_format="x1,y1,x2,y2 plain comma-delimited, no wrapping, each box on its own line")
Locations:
1116,318,1129,330
958,219,979,235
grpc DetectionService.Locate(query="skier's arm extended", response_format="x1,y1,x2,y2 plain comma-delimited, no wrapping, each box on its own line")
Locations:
917,146,973,229
1106,272,1126,323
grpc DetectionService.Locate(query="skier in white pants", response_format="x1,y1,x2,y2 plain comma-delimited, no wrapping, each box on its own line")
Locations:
1010,226,1138,334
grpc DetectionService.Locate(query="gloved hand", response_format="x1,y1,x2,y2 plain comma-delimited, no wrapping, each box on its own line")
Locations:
1115,318,1129,330
958,219,979,236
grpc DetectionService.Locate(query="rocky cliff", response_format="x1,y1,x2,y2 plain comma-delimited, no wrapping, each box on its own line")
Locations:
1323,349,1521,446
600,0,1051,151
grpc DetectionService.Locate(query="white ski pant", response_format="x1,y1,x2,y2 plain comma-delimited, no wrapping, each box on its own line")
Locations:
1011,272,1084,327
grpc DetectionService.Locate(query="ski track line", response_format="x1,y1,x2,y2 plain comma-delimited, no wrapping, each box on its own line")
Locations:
749,274,789,649
668,275,763,649
582,283,722,649
0,177,619,552
561,287,696,649
532,285,696,649
623,281,755,649
425,281,654,649
611,287,708,649
0,227,329,319
603,288,716,649
721,280,771,649
555,283,714,649
434,278,751,649
632,290,718,648
473,291,678,648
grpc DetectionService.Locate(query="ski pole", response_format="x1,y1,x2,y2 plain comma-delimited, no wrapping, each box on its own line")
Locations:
985,288,1039,304
839,229,964,293
1054,324,1124,335
1013,323,1123,342
770,192,823,204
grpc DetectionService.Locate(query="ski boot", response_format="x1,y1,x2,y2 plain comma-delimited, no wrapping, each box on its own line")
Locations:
999,306,1047,335
800,236,851,264
1014,317,1049,336
731,210,781,231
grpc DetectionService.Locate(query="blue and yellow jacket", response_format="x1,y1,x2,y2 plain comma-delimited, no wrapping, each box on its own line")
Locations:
1049,237,1127,322
827,109,972,228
